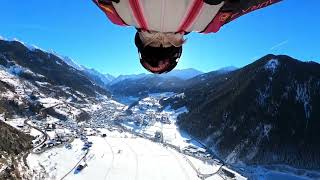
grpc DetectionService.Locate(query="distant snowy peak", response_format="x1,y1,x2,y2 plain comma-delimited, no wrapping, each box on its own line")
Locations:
0,38,110,96
103,73,115,82
1,37,84,71
160,68,203,80
48,50,84,71
82,67,115,86
110,73,147,85
1,37,115,91
0,37,46,53
109,68,203,85
2,38,81,71
217,66,238,73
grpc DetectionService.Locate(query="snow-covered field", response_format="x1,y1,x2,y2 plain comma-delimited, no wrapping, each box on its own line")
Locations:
27,134,244,180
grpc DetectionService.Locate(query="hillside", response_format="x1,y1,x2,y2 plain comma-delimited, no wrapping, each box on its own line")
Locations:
0,39,110,97
0,39,111,157
0,121,32,155
166,55,320,169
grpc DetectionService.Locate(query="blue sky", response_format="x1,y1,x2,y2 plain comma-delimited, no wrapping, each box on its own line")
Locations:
0,0,319,76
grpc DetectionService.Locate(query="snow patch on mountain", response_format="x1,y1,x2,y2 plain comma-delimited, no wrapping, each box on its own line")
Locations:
265,59,279,74
175,106,189,115
37,98,62,108
4,64,45,79
174,93,186,99
55,61,62,66
263,124,272,140
0,68,21,87
295,83,312,120
8,65,25,75
256,84,271,107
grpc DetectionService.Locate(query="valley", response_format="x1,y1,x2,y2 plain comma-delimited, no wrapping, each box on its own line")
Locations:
0,38,319,180
4,93,245,180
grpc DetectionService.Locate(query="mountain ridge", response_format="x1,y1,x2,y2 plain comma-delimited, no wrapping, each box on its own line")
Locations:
0,39,110,97
164,54,320,169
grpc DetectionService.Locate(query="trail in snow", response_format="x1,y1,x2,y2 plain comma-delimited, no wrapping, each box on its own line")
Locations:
103,138,115,180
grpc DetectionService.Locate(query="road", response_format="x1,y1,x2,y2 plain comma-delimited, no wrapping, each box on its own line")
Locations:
119,138,139,180
60,150,90,180
103,138,115,180
24,119,49,150
22,119,50,171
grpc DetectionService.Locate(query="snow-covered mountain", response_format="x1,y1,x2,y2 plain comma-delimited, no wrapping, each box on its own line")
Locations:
109,73,148,85
108,67,241,96
0,38,116,179
48,50,84,71
48,51,117,88
160,68,203,80
110,68,203,86
0,38,110,121
163,54,320,170
82,68,115,88
103,73,115,82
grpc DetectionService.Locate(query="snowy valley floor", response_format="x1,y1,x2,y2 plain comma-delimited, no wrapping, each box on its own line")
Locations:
27,135,239,180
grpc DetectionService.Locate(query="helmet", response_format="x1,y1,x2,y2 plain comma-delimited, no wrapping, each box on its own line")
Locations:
135,32,182,74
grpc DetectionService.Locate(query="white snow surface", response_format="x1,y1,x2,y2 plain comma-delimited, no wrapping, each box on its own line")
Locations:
27,135,243,180
37,98,62,108
295,83,312,119
0,68,21,87
1,117,26,130
264,59,280,74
